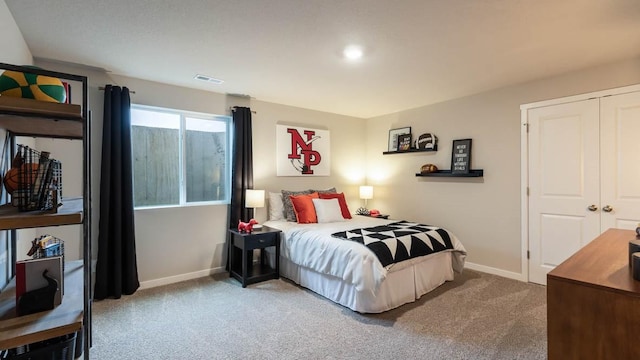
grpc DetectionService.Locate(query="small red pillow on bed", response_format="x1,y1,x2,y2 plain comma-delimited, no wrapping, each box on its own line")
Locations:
319,192,352,219
290,192,320,223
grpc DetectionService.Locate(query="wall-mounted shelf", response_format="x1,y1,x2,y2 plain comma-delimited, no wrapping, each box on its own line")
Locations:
416,169,484,177
383,146,437,155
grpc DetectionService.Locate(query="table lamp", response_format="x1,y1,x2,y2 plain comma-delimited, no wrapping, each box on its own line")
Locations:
356,185,373,215
245,189,265,229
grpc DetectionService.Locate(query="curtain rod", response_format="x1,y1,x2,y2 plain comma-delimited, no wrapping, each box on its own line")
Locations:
98,86,136,94
230,106,256,114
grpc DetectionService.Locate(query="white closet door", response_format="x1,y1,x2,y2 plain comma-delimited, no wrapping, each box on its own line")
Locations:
601,91,640,231
528,99,600,285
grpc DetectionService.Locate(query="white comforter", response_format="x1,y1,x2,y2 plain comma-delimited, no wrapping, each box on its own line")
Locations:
264,217,466,294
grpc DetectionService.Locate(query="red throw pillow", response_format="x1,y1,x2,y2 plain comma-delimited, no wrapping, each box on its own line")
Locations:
318,192,352,219
290,192,320,223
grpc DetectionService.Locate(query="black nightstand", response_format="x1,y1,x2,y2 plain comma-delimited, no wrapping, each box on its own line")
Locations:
358,214,390,219
228,226,281,288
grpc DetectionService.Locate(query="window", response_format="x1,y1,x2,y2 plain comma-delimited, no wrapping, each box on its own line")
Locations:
131,105,231,208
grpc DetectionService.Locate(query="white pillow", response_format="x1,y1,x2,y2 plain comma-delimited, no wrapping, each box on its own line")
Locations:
312,198,345,223
268,192,285,221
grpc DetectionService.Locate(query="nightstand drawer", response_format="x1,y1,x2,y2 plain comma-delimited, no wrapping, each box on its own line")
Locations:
242,232,277,250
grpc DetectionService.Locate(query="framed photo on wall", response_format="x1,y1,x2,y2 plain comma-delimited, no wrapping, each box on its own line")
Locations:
388,127,411,152
397,134,412,151
451,138,472,174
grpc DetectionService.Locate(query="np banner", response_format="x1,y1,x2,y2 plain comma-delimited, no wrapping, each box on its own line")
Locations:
276,124,330,176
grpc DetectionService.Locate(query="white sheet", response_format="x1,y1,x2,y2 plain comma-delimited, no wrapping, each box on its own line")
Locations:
264,217,466,297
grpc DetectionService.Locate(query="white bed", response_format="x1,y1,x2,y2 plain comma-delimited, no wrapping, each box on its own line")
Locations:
264,216,466,313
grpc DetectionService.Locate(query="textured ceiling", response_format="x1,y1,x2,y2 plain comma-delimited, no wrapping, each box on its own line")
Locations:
6,0,640,118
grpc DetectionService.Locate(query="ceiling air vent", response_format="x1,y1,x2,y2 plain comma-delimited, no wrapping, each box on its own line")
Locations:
194,74,224,85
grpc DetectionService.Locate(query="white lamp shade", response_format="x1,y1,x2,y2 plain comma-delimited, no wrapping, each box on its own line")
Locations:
359,186,373,200
245,189,265,208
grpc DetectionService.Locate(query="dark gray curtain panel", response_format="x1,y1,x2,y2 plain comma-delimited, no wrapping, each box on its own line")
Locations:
226,106,254,269
94,85,139,300
229,107,254,227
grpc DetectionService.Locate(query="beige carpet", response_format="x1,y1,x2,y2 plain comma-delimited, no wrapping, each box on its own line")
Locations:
90,269,546,360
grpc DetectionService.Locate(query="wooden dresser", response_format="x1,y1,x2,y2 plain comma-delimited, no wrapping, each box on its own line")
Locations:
547,228,640,359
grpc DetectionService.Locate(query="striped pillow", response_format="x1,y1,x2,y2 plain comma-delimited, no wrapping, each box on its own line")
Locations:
282,189,313,221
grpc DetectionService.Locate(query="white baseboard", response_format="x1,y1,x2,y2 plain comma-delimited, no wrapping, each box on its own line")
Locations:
464,262,527,282
139,262,528,290
139,266,227,290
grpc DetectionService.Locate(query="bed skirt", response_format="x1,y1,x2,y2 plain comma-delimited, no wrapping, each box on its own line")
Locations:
277,252,455,313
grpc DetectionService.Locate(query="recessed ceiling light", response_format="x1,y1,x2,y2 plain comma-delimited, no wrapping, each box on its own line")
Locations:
343,46,363,61
194,74,224,85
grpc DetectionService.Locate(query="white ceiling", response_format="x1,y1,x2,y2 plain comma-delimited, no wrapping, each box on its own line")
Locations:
6,0,640,118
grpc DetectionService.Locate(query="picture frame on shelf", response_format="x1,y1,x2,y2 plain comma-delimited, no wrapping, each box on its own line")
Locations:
397,134,412,151
388,127,411,152
451,138,472,174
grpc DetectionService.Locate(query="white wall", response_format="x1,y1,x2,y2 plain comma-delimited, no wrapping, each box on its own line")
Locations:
0,0,31,66
366,56,640,279
251,100,367,221
0,0,31,288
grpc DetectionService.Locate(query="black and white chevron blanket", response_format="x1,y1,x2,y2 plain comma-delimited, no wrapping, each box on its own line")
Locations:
331,221,455,267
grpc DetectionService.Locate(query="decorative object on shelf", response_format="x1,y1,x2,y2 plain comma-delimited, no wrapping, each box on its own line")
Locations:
28,234,65,262
276,124,330,176
397,134,412,151
3,162,38,195
388,127,411,152
451,138,472,175
8,145,62,212
245,189,265,230
0,67,66,103
636,223,640,237
61,81,72,104
15,256,63,312
415,133,437,150
420,164,438,174
17,270,59,316
356,185,373,215
238,219,259,233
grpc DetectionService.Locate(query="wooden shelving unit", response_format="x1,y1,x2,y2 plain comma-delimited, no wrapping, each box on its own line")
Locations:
383,146,437,155
416,169,484,177
0,63,91,357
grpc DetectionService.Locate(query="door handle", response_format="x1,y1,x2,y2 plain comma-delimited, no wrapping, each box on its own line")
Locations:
587,205,598,212
602,205,613,213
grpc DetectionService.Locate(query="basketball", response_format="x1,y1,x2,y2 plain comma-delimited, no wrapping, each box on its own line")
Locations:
3,163,39,194
0,68,66,103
